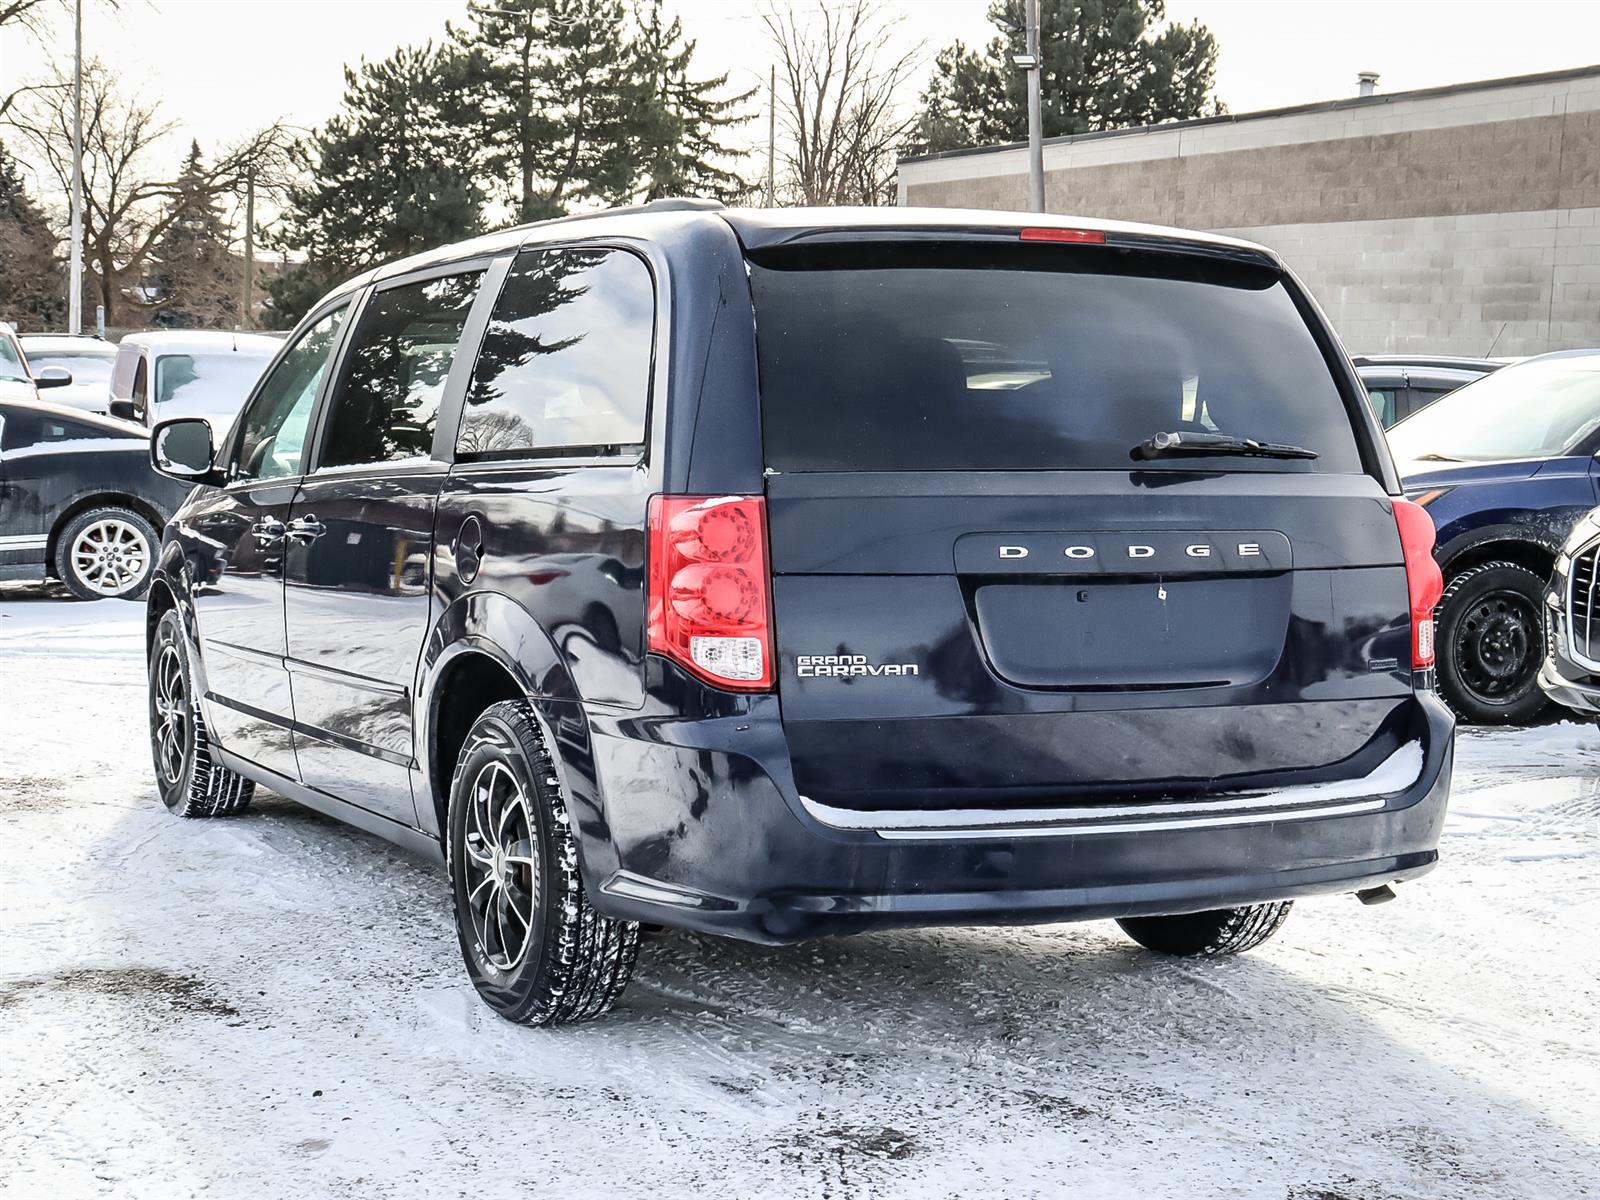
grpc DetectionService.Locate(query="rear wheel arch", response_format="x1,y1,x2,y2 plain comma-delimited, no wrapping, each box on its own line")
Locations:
426,646,527,836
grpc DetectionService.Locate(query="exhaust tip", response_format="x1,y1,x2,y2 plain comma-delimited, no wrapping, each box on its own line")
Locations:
1357,884,1397,906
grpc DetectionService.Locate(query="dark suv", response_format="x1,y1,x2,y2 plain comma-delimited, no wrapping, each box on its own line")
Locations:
143,202,1454,1025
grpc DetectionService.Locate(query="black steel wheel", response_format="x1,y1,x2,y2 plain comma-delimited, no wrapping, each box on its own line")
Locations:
1436,561,1549,725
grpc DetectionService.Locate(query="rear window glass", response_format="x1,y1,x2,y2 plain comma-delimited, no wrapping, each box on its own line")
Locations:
750,244,1362,473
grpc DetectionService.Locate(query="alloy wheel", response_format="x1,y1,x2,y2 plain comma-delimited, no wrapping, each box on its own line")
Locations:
71,518,149,595
152,644,189,785
461,760,540,974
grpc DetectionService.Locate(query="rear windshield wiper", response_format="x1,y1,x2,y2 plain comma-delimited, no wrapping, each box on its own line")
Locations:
1131,430,1319,462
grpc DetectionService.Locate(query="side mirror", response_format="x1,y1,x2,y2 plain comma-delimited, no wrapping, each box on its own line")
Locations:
34,366,72,390
151,417,223,485
109,398,141,422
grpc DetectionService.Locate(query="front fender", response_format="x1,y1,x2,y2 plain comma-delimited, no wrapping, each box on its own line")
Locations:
1435,519,1569,575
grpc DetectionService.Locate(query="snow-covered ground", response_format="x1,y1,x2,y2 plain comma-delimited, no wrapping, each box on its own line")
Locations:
1,587,1596,1200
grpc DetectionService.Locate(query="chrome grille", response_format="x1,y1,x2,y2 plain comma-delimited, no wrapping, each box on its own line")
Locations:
1569,541,1600,664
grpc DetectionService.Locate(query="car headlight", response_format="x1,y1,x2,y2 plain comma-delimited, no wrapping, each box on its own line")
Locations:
1561,508,1600,554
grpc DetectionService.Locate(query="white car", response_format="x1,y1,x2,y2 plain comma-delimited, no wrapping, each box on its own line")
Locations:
18,334,119,414
0,322,73,403
108,331,282,435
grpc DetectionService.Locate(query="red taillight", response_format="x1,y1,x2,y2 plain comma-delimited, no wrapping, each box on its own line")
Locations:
1019,227,1106,244
1394,499,1444,669
647,495,773,690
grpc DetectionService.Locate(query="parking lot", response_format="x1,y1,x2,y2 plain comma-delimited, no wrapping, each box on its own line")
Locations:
0,587,1594,1199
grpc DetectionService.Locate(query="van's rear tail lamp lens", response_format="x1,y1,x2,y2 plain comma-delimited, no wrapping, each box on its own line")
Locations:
1019,228,1106,244
1393,498,1444,669
647,495,774,690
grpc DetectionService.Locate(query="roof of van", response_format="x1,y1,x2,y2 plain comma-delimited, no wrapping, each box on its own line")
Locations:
315,203,1280,314
118,331,284,356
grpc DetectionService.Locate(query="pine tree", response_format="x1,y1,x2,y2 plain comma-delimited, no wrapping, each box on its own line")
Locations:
450,0,637,222
911,0,1222,155
0,141,64,328
150,141,241,329
626,1,752,204
265,43,486,326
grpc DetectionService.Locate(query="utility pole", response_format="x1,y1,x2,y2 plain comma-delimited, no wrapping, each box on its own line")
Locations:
68,0,84,334
1024,0,1044,212
766,64,776,208
241,167,255,330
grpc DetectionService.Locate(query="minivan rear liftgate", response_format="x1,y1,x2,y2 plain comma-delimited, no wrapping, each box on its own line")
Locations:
747,233,1441,833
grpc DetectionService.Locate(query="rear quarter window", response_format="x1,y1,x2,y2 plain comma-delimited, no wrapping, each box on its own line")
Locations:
750,243,1363,473
457,246,654,460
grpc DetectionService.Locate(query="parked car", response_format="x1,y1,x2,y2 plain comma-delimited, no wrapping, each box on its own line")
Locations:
1537,508,1600,716
0,399,191,599
142,201,1453,1026
109,331,281,434
1352,355,1506,428
18,334,119,414
1389,350,1600,724
0,322,74,404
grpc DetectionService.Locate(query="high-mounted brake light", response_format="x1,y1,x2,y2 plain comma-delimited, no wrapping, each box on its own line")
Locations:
1394,499,1444,669
1019,227,1106,244
647,495,774,691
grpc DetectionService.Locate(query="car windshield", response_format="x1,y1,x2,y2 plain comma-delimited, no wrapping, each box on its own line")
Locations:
154,351,273,414
750,242,1362,473
26,352,115,386
0,337,26,383
1388,357,1600,462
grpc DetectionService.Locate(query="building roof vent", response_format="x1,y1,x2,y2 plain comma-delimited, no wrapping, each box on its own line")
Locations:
1357,71,1380,98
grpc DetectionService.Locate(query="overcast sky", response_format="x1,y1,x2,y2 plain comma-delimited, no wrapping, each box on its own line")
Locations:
5,0,1600,196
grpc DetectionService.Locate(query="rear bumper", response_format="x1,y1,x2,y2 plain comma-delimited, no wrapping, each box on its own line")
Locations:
580,688,1456,943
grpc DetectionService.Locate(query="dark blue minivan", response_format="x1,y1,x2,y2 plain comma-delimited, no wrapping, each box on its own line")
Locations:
142,203,1453,1024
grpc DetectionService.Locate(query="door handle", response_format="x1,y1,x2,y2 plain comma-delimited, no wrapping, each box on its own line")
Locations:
250,516,285,542
285,515,326,542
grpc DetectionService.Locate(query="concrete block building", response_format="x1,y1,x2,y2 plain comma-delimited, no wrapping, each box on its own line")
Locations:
897,66,1600,357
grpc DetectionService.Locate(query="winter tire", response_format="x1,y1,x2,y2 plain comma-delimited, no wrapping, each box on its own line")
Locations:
148,609,255,818
1436,560,1548,725
56,506,159,601
447,699,639,1025
1117,901,1293,957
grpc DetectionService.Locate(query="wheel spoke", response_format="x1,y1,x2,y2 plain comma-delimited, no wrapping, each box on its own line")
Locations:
461,756,540,973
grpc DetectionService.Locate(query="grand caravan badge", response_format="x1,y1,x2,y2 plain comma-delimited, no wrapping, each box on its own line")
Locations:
796,654,920,678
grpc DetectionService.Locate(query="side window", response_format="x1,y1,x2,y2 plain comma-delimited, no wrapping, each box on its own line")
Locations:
0,410,37,451
131,357,149,421
319,271,483,469
1366,387,1399,427
1406,387,1450,418
458,247,653,460
234,305,348,482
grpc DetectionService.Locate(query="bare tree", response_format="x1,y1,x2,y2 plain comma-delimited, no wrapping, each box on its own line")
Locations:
1,0,66,120
0,0,119,120
8,58,283,325
763,0,919,207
